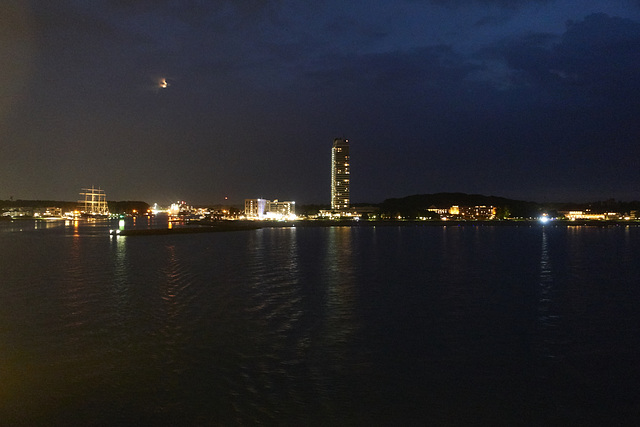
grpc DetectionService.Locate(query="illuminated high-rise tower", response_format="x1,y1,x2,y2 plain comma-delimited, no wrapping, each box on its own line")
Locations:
331,138,350,210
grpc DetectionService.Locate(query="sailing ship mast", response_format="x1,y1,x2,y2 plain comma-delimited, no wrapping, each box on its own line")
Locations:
78,186,109,216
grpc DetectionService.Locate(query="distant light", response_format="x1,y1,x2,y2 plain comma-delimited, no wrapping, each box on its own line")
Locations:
539,216,550,224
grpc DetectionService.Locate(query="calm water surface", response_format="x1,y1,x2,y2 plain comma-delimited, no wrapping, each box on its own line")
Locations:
1,220,639,425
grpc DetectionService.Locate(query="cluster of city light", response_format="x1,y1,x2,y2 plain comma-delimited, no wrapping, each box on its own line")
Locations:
244,199,296,220
150,203,168,215
539,210,635,222
7,138,640,225
263,212,298,221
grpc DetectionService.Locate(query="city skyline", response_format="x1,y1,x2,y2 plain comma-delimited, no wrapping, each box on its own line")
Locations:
2,2,640,205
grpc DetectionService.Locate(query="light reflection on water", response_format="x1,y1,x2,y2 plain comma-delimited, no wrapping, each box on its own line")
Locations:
0,224,639,425
323,227,358,347
537,228,560,360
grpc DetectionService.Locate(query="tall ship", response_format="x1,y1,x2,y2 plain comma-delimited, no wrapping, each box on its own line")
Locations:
78,186,109,217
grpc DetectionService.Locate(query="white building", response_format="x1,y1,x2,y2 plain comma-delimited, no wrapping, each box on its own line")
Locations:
245,199,296,220
244,199,268,219
559,210,620,220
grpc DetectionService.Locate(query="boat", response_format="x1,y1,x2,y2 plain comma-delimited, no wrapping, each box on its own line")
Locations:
78,186,110,217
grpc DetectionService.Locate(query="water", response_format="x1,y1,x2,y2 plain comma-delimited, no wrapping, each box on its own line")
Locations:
1,220,639,425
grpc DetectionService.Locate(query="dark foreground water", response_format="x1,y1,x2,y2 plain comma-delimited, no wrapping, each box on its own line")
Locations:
1,219,639,426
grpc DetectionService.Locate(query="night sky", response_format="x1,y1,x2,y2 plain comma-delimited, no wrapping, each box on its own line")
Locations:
2,1,640,205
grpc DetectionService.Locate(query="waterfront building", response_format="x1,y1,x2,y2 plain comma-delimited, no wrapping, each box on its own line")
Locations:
448,205,496,220
169,201,193,216
267,200,295,218
1,207,34,218
245,199,268,219
318,205,377,219
331,138,350,211
559,210,621,220
244,199,296,220
34,207,63,218
428,206,449,216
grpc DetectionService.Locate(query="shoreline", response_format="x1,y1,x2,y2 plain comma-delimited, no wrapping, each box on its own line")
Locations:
3,217,637,234
195,219,640,229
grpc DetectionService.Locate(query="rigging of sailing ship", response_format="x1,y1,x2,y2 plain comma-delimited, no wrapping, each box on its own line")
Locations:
78,186,110,217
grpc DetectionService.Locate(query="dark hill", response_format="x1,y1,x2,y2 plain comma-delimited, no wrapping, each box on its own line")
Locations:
378,193,539,219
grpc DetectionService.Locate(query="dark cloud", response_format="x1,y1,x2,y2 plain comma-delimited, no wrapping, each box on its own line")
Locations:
307,45,477,92
495,13,640,110
423,0,553,8
556,13,640,93
2,2,640,203
475,15,510,26
104,0,288,32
